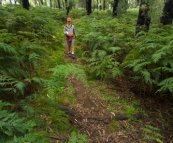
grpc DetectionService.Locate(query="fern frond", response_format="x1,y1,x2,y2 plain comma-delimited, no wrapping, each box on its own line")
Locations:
49,64,88,86
141,70,157,85
28,53,41,67
151,51,166,63
0,42,18,55
157,77,173,93
108,47,121,53
0,75,26,95
133,61,151,72
125,59,145,69
15,81,25,95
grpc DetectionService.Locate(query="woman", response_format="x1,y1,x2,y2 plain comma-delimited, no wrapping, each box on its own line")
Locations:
64,17,76,59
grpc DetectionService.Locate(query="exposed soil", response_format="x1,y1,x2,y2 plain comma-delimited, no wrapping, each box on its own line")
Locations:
51,42,173,143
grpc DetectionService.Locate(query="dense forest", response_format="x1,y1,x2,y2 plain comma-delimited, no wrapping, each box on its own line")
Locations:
0,0,173,143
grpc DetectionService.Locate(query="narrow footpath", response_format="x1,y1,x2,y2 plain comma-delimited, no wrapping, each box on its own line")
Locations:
63,42,143,143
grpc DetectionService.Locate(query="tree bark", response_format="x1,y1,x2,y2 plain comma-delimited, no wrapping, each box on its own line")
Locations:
86,0,92,15
112,0,118,16
103,0,106,10
22,0,30,10
57,0,61,8
50,0,52,7
65,0,69,15
59,105,143,123
160,0,173,25
135,0,151,34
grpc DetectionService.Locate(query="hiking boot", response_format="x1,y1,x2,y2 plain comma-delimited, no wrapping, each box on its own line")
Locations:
68,53,71,57
72,54,75,59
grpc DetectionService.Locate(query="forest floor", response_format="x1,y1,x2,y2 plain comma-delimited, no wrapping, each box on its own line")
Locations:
57,42,173,143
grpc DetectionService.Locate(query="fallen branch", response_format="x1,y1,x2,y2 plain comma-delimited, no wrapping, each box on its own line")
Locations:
84,113,143,123
59,106,142,123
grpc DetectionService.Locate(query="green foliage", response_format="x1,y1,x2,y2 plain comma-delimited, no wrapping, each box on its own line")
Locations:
109,120,119,131
123,106,136,115
76,10,136,80
88,49,123,80
68,131,88,143
141,124,164,142
123,25,173,95
69,9,86,18
49,63,88,86
0,5,71,142
0,100,48,143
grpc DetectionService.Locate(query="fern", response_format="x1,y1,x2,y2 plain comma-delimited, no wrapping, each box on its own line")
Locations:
68,131,88,143
0,75,25,95
88,50,123,80
142,124,164,142
49,64,88,86
28,53,41,67
0,100,48,143
157,77,173,93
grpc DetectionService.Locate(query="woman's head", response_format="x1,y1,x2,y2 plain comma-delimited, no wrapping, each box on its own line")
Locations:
67,17,71,23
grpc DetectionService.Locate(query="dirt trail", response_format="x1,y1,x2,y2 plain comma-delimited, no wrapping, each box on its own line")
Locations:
63,42,142,143
62,41,173,143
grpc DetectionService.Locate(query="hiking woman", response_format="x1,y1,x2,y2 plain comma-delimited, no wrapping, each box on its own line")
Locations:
64,17,76,59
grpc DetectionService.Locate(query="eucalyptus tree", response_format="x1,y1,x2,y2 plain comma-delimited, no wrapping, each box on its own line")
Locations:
160,0,173,25
22,0,30,9
57,0,61,8
65,0,75,15
135,0,150,34
86,0,92,15
103,0,106,10
112,0,128,16
112,0,118,16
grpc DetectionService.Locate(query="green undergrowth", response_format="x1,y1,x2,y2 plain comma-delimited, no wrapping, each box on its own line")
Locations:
0,4,172,143
0,5,89,142
89,79,164,143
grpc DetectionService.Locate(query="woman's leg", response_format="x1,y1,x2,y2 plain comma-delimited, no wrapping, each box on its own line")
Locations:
70,38,75,58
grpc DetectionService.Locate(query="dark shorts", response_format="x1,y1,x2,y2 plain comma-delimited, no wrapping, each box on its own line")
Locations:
66,37,75,47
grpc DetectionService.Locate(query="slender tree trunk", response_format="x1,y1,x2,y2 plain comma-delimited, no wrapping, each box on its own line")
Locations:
62,0,64,8
160,0,173,25
65,0,70,15
99,0,102,10
40,0,44,5
135,0,151,34
22,0,30,10
113,0,118,16
97,0,98,14
86,0,92,15
57,0,61,8
103,0,106,10
50,0,52,7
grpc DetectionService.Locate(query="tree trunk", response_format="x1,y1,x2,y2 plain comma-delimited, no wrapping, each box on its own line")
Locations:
86,0,92,15
62,0,64,9
135,0,151,34
112,0,118,16
103,0,106,10
50,0,52,7
65,0,70,15
160,0,173,25
22,0,30,10
40,0,44,5
57,0,61,8
99,0,102,10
